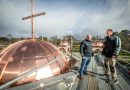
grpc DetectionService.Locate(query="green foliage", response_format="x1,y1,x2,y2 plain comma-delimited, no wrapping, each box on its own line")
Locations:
92,36,97,40
38,36,48,41
72,44,80,52
63,35,78,41
119,51,130,56
0,37,9,45
0,37,20,43
50,36,60,41
115,30,130,51
118,60,128,65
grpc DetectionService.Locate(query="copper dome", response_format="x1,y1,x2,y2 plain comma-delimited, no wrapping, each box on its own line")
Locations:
0,40,69,86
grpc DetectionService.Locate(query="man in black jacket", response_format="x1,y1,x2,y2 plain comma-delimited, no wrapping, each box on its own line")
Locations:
78,35,93,79
102,29,121,84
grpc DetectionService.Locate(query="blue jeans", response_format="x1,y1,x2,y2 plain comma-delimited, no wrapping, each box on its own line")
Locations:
79,56,91,75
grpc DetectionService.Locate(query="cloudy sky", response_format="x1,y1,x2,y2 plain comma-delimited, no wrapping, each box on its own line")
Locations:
0,0,130,39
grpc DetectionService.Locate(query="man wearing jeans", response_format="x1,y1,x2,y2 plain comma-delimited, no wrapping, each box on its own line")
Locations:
78,35,93,79
102,29,121,84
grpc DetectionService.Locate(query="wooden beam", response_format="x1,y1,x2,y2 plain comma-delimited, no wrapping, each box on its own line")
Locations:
22,12,46,20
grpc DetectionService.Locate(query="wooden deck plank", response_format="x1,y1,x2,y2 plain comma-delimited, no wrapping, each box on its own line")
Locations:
73,53,130,90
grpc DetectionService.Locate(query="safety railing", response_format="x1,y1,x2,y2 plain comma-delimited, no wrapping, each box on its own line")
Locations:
0,57,59,90
96,50,130,76
116,49,130,76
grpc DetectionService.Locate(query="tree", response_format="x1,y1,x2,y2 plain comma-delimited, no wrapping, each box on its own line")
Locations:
38,36,48,41
50,36,60,46
7,34,13,40
116,30,130,50
50,36,60,41
63,35,77,41
92,36,96,41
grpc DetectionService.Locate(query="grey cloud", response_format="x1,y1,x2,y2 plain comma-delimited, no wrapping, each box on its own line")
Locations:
0,0,130,39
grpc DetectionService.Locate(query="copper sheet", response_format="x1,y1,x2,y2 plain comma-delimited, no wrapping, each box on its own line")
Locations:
0,64,5,75
0,41,28,85
24,41,35,58
18,58,36,85
38,41,55,61
0,47,17,63
0,62,20,84
35,65,53,80
0,40,70,87
42,41,61,56
50,62,61,76
33,41,45,56
57,56,67,73
36,57,48,67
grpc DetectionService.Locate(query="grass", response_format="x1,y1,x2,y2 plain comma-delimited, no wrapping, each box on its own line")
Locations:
119,51,130,56
110,51,130,69
0,47,5,52
118,51,130,61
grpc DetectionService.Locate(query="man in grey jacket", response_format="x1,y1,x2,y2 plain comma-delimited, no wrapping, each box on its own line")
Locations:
102,29,121,84
78,35,93,79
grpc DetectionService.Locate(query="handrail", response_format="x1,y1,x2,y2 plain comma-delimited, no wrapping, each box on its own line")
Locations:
117,57,129,65
0,57,58,90
121,49,130,53
117,49,130,65
115,49,130,76
97,53,130,77
117,49,130,66
116,61,130,77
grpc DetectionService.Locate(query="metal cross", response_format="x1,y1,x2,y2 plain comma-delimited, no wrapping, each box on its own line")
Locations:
22,0,46,41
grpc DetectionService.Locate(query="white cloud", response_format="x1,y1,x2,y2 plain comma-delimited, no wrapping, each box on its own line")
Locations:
0,0,130,39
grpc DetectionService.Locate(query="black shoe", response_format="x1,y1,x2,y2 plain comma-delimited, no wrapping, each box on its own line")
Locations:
105,73,111,82
83,72,87,75
113,79,118,84
77,75,83,79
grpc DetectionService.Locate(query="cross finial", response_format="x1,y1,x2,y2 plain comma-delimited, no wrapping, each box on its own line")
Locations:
22,0,46,41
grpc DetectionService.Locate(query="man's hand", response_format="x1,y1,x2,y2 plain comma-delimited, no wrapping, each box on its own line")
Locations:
112,55,116,58
112,55,116,61
82,57,85,59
